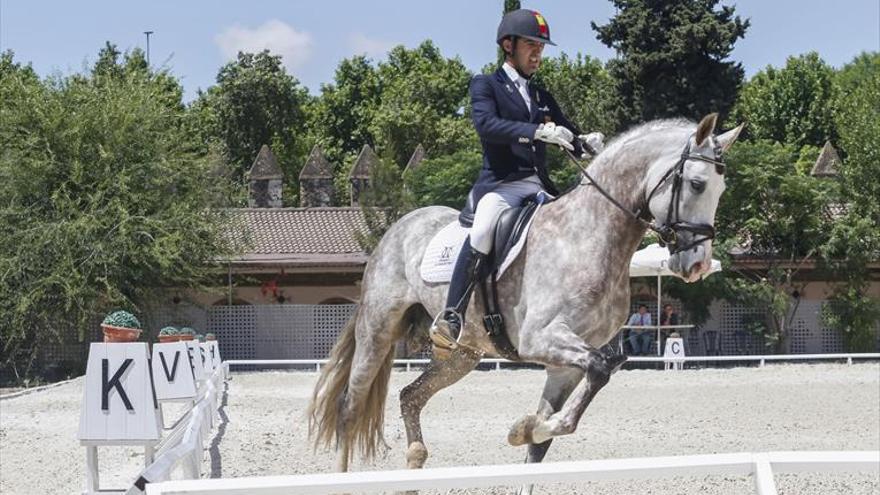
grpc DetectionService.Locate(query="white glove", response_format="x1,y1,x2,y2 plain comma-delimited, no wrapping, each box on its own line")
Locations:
534,122,574,151
578,132,606,157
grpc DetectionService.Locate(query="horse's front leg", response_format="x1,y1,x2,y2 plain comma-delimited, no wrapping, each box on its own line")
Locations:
510,323,625,446
516,366,583,495
524,367,583,462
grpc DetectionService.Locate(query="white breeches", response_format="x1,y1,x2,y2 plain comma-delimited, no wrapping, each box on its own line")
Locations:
470,175,546,255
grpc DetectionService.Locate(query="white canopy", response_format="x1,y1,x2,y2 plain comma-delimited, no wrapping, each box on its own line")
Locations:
629,243,721,279
626,243,722,355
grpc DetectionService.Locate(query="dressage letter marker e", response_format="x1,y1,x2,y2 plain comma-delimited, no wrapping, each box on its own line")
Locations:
151,342,197,401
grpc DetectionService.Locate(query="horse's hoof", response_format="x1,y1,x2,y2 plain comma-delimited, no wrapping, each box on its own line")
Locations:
508,414,540,446
405,441,428,469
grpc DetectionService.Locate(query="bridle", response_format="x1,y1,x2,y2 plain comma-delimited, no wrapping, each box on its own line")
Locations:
565,133,726,255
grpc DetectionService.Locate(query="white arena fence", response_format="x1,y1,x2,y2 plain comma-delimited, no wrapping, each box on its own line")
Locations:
125,364,228,495
144,450,879,495
225,353,880,372
117,355,879,494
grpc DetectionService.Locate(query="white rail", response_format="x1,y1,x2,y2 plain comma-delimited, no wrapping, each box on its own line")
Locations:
225,353,880,371
127,365,227,494
144,450,879,495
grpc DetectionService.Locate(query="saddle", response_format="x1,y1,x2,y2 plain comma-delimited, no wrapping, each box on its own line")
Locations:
457,194,544,360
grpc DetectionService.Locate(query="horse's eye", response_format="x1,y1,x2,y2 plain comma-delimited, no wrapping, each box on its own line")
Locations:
690,179,706,193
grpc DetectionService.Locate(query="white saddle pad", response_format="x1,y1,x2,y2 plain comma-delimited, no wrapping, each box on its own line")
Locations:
419,205,541,283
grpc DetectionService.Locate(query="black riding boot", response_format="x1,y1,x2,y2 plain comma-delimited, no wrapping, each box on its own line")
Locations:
430,238,487,349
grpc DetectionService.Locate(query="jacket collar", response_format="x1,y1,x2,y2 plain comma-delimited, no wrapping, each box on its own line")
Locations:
494,67,532,120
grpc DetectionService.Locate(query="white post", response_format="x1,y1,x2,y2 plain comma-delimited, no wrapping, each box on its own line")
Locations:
496,361,501,371
85,445,99,493
656,274,662,356
753,454,778,495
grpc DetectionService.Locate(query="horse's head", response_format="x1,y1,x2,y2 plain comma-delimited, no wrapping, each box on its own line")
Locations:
646,113,744,282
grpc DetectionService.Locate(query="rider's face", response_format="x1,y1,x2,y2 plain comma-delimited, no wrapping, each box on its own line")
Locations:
505,38,544,76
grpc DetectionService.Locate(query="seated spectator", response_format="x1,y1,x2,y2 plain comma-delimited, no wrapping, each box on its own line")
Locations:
627,304,653,355
660,304,679,327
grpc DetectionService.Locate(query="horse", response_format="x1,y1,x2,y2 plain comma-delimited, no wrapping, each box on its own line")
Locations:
308,113,743,480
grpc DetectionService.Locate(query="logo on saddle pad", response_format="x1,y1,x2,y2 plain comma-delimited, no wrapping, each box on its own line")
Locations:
439,246,454,264
419,210,541,284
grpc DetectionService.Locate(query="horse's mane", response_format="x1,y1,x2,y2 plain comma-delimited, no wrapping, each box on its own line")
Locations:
590,118,695,171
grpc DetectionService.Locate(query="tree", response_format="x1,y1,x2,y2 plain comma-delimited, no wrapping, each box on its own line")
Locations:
592,0,748,129
405,150,483,209
308,55,382,168
531,53,619,136
0,49,238,378
370,41,476,168
833,53,880,223
192,51,311,201
820,52,880,350
730,52,837,147
712,140,830,351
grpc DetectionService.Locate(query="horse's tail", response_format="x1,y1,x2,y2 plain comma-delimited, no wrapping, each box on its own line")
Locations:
307,308,396,468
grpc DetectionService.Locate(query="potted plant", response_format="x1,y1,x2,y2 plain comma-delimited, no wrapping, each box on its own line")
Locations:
178,327,196,341
158,326,179,343
101,310,142,343
195,334,205,343
205,333,217,341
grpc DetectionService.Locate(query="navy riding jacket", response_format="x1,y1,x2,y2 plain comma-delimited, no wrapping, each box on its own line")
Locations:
468,67,583,206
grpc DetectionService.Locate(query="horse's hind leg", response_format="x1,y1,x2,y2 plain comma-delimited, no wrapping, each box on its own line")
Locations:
399,348,481,469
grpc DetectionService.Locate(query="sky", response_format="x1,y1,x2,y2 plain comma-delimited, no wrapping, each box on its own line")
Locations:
2,0,878,102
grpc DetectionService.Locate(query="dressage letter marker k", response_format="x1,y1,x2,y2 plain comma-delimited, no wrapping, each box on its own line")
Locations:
101,358,134,411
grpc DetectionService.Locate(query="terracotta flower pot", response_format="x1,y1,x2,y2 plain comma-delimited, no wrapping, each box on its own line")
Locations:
102,324,142,343
158,335,179,343
178,334,195,341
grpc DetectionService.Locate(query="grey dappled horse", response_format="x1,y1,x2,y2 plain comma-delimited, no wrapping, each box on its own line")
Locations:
308,114,743,480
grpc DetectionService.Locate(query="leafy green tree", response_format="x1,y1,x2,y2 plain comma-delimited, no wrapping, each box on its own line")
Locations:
592,0,748,129
819,53,880,350
192,51,311,201
531,53,619,136
730,52,837,147
833,54,880,223
712,140,829,351
405,150,483,209
0,49,237,378
370,41,475,168
308,55,382,167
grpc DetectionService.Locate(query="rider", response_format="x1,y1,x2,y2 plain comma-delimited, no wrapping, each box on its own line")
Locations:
430,9,602,349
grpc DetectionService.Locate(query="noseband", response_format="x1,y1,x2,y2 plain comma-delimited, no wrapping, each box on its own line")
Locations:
567,133,725,255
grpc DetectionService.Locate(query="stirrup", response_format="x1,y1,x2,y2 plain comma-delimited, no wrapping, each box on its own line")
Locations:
429,310,461,351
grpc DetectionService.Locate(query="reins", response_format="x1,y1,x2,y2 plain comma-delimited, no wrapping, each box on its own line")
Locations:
562,134,725,255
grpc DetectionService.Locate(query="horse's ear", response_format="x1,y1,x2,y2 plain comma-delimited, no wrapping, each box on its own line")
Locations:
695,113,718,146
716,123,745,153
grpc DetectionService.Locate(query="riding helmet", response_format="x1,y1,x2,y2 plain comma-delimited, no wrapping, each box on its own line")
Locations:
496,9,556,46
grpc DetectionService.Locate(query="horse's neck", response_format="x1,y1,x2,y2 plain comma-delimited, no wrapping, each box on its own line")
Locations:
552,150,655,259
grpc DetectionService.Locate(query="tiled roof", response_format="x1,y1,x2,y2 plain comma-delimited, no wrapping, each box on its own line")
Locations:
299,145,334,179
221,207,385,267
248,145,283,180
